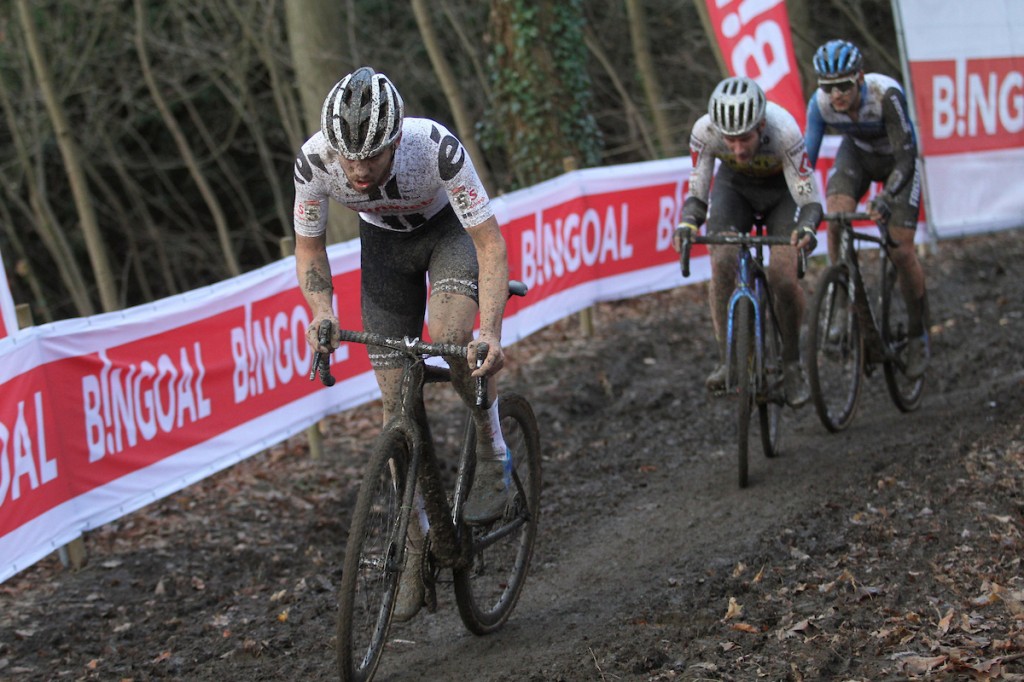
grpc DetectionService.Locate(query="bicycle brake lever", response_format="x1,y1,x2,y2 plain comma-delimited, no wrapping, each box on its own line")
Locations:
680,235,692,278
309,319,336,386
474,341,489,409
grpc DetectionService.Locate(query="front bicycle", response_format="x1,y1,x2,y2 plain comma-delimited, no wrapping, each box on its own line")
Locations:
681,226,798,488
311,296,541,680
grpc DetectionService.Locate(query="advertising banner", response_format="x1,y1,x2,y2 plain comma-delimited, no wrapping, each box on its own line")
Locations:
700,0,806,127
0,247,17,340
894,0,1024,235
0,143,866,584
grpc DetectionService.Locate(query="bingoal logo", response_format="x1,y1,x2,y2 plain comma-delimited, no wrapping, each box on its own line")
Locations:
910,57,1024,155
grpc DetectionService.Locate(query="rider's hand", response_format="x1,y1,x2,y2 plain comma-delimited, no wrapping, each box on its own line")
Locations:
792,225,818,254
672,222,699,253
869,192,894,225
470,333,505,378
306,314,340,353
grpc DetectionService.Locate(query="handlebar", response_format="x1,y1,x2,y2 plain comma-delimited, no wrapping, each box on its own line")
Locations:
823,212,872,223
680,231,807,279
307,280,531,401
823,212,897,248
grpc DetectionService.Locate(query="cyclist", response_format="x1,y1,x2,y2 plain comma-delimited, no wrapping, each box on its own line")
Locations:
805,39,929,378
293,67,512,621
673,76,823,408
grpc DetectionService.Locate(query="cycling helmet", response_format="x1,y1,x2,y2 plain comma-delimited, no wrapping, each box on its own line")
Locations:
708,77,766,136
813,40,863,81
321,67,404,160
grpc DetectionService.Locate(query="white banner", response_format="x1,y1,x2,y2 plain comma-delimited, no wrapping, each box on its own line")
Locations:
0,247,17,340
894,0,1024,236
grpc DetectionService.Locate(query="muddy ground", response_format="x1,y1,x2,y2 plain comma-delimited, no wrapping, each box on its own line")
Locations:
2,228,1023,682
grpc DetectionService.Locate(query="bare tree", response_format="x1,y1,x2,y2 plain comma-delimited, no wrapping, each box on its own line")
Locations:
411,0,496,195
134,0,240,277
16,0,118,312
625,0,676,156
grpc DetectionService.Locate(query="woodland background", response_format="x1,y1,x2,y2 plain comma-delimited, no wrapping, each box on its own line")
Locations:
0,0,902,324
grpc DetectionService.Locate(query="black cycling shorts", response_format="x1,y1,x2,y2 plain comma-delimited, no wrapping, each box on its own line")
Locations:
359,204,479,369
706,165,799,237
827,137,922,230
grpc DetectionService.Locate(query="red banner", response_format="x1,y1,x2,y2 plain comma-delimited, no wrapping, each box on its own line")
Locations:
702,0,806,128
1,143,874,584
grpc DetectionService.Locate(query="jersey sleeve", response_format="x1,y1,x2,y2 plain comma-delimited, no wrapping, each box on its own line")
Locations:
804,96,826,168
431,123,494,228
292,140,329,238
879,86,918,197
686,116,716,206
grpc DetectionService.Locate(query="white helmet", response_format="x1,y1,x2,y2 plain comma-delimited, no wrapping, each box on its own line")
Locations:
321,67,404,160
708,77,767,136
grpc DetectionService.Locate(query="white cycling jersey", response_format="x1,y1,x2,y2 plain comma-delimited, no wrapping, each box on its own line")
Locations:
687,101,819,207
293,117,494,237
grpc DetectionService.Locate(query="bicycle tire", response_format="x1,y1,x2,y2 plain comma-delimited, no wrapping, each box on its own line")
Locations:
881,256,925,412
807,266,864,432
735,298,754,488
759,293,783,458
336,426,411,682
454,392,542,635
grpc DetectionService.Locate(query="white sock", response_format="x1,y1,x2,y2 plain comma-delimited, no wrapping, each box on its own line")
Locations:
487,396,507,459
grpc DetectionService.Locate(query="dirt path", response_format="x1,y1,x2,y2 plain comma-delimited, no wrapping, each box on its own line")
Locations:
2,229,1023,681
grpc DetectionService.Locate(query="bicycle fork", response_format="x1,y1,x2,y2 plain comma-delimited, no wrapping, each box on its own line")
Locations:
724,256,765,393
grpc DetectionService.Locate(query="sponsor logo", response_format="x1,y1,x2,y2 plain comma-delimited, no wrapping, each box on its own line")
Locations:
910,57,1024,155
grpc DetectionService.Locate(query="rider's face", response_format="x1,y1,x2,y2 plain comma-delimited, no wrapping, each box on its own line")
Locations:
723,126,762,164
339,141,398,194
821,75,861,114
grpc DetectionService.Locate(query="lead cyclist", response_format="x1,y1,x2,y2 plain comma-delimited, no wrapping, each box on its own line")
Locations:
292,66,514,622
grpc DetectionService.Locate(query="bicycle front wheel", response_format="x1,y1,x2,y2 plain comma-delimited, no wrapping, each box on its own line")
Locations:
881,257,925,412
759,295,783,458
735,298,754,488
807,266,864,432
336,426,410,682
454,392,542,635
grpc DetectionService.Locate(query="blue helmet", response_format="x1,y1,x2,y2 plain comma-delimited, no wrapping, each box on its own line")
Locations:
813,40,863,81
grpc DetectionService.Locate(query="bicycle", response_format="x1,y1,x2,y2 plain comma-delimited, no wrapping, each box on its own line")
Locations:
806,212,924,432
680,221,805,488
309,281,541,682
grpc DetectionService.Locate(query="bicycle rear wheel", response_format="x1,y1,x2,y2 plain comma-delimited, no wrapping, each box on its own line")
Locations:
807,266,864,432
758,295,783,458
881,257,925,412
735,298,754,488
336,426,410,682
454,392,542,635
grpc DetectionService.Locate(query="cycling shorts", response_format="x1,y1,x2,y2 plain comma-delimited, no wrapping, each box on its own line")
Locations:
706,165,799,238
827,137,922,230
359,204,479,369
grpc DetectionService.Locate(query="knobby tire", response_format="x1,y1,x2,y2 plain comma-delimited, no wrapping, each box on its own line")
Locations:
336,426,411,682
808,266,864,432
453,392,542,635
735,298,754,488
881,256,925,412
759,294,783,458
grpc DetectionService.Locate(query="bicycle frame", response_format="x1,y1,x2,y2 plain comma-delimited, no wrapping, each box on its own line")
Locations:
829,214,895,366
724,246,770,394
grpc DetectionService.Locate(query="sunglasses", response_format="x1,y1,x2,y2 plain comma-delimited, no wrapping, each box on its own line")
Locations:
819,80,858,95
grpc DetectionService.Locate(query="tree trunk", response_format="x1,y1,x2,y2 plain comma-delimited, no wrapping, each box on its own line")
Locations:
412,0,496,196
16,0,118,313
624,0,676,157
284,0,357,243
133,0,241,277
